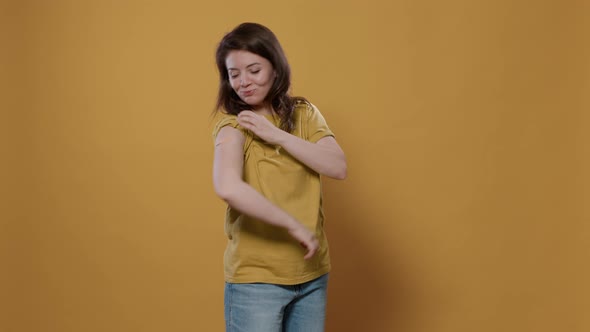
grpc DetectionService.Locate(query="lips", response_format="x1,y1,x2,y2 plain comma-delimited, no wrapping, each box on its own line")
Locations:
241,90,255,97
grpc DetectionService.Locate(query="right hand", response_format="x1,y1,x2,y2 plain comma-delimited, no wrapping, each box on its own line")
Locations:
287,224,320,260
237,111,284,145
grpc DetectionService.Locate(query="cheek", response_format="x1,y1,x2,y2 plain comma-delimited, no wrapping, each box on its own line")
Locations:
257,74,273,86
228,79,239,91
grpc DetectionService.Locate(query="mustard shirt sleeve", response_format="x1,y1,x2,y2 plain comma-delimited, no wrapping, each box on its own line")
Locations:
306,104,335,143
212,114,244,140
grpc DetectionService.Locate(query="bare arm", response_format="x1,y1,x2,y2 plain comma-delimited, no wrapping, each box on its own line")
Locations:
276,135,346,180
213,126,319,259
237,111,347,180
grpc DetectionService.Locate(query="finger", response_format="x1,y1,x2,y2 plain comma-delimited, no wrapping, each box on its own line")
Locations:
303,241,318,260
236,119,249,129
237,115,258,127
238,110,256,116
237,118,255,129
304,245,317,260
238,112,258,121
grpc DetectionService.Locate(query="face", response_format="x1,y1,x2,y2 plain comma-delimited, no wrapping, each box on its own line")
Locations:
225,50,276,109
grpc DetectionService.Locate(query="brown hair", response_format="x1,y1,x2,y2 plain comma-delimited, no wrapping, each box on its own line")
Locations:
214,22,305,132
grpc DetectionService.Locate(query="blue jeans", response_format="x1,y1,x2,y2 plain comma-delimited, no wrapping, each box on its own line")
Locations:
224,273,329,332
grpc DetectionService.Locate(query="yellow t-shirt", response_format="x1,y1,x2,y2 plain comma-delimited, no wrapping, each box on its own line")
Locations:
212,100,334,285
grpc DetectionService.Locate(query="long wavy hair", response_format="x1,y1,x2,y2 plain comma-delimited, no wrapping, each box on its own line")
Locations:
214,22,304,132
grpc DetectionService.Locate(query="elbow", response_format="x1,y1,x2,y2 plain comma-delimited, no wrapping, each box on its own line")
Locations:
214,180,242,202
214,186,232,202
335,164,347,180
328,161,347,180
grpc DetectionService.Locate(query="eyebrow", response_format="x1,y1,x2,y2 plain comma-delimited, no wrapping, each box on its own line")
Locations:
227,63,262,71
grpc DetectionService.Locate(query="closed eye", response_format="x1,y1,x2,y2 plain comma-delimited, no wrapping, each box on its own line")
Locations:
228,70,239,79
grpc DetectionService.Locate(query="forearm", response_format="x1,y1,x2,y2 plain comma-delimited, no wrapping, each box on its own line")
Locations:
277,134,347,179
217,180,300,230
214,119,321,259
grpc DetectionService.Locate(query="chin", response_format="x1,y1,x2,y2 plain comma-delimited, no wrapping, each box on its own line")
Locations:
243,99,263,107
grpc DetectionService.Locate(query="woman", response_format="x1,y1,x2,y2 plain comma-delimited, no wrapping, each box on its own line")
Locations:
212,22,347,332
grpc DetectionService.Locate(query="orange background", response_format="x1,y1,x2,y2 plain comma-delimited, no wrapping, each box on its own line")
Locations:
1,1,589,331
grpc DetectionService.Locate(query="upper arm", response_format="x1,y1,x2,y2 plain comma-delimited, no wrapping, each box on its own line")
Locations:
306,103,335,143
316,136,345,154
317,136,347,179
213,126,246,196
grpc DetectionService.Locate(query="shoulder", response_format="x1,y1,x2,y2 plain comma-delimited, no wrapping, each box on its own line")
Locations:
292,97,319,118
293,97,327,124
293,96,313,109
212,111,243,139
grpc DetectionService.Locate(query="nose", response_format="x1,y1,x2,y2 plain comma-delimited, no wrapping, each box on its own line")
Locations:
240,75,251,87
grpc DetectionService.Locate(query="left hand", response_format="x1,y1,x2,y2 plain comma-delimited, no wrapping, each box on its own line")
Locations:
237,111,283,145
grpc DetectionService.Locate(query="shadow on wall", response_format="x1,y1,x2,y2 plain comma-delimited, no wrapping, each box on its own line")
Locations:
322,181,422,332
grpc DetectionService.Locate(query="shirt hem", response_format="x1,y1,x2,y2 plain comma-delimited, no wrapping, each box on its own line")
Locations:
224,265,331,285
